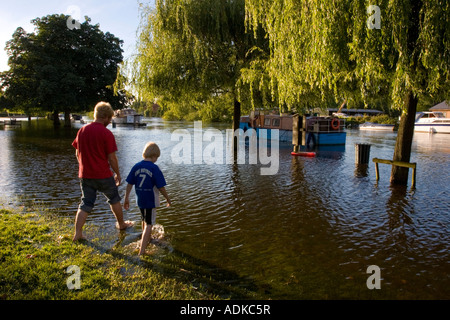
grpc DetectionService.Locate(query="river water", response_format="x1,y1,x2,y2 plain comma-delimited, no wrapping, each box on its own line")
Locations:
0,118,449,299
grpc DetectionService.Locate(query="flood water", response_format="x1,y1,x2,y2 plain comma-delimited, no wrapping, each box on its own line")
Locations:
0,118,449,299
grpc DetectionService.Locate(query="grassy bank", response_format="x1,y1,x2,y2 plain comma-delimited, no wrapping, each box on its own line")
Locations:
0,208,220,300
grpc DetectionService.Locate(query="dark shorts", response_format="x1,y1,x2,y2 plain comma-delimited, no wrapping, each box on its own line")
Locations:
79,177,121,213
140,208,157,225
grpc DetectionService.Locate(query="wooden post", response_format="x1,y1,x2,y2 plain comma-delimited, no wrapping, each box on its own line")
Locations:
292,114,299,152
355,143,371,164
301,116,307,146
375,161,379,181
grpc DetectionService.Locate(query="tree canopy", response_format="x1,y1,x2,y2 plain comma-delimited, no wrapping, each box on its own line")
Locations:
132,0,269,124
134,0,449,184
245,0,449,184
0,14,128,126
245,0,449,111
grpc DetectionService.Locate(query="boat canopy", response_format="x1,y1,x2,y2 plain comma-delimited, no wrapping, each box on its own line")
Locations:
416,111,445,121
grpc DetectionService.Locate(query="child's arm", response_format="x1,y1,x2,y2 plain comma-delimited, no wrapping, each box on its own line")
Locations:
159,187,171,207
123,183,133,210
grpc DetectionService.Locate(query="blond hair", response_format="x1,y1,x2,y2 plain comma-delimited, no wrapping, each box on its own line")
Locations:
94,101,114,120
143,142,161,159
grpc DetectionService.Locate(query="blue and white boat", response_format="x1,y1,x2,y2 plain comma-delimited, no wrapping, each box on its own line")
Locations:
414,111,450,134
240,111,346,146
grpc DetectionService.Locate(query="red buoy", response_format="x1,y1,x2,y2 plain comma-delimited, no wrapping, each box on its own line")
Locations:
291,151,316,157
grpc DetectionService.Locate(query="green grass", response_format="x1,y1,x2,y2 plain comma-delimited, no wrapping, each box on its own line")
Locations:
0,208,220,300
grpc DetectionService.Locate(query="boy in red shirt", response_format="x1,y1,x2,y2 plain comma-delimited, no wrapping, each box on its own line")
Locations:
72,101,132,241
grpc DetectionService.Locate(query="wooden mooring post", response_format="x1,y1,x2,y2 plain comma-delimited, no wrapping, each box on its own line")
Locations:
292,114,300,152
292,114,307,152
372,158,417,188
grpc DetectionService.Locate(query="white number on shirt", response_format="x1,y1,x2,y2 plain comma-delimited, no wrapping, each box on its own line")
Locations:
138,174,147,188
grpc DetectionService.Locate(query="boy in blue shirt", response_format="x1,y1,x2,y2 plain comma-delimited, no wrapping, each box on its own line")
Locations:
124,142,171,255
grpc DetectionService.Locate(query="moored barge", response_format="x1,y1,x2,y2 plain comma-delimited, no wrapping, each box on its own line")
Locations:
240,111,346,146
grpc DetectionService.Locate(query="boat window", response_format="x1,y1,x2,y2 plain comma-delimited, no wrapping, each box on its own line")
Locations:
272,118,280,127
264,118,271,126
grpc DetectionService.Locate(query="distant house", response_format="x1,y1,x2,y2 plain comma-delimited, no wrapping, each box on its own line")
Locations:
430,101,450,117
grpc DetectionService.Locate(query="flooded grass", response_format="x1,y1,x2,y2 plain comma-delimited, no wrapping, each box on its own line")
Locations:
0,208,222,300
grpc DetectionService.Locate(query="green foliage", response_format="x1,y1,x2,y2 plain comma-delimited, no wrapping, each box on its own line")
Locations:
161,92,234,122
0,14,125,119
132,0,448,121
245,0,450,111
132,0,270,121
345,114,398,128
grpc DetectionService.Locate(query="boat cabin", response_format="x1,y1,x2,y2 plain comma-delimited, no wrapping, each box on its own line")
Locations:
113,108,144,125
415,111,446,121
250,111,293,131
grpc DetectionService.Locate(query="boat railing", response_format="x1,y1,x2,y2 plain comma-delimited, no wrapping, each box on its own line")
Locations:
306,118,345,133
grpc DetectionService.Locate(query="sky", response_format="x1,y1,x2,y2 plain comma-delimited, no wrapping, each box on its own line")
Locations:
0,0,154,72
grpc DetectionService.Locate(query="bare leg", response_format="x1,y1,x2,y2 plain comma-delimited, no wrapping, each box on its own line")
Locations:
73,209,88,241
111,202,133,230
139,223,153,255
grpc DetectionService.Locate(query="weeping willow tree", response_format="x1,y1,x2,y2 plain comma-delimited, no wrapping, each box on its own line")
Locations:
133,0,269,126
246,0,450,185
244,0,354,112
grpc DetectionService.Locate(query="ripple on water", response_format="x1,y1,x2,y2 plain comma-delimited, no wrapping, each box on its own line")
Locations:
1,120,449,299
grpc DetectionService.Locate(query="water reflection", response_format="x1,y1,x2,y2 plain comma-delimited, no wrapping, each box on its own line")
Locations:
0,119,449,299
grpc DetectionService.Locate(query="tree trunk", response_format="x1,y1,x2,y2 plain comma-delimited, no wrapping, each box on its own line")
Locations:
64,110,72,128
390,0,422,186
52,110,61,127
390,91,418,186
232,96,241,132
232,95,241,150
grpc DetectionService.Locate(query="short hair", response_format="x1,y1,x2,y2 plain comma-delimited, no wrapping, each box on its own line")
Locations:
94,102,114,120
143,142,161,159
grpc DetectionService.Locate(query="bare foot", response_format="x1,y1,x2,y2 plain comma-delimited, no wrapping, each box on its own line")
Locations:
116,220,135,230
72,234,87,242
138,248,154,256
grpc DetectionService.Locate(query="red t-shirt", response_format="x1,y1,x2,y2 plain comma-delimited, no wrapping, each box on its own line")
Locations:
72,122,118,179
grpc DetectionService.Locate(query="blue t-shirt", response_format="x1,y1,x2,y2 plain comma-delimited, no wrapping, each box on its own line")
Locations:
126,160,167,209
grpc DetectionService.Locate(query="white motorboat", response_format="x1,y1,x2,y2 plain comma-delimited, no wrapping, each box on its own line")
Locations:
359,122,394,131
414,111,450,134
